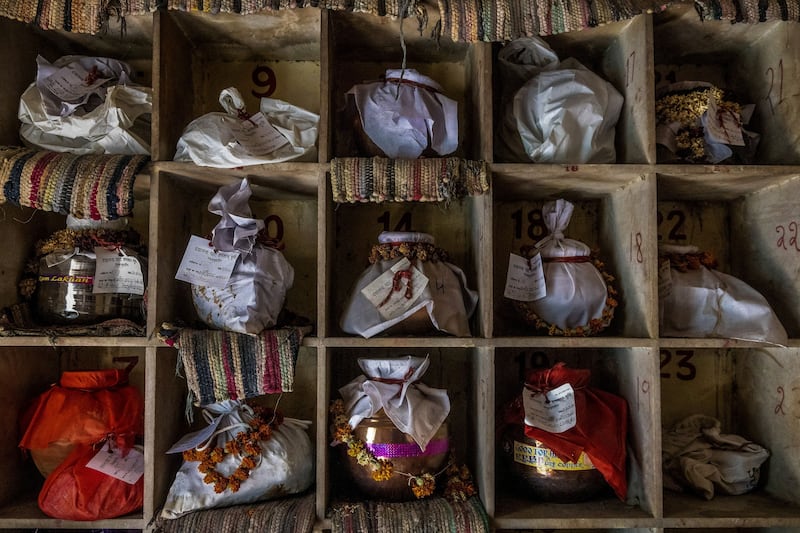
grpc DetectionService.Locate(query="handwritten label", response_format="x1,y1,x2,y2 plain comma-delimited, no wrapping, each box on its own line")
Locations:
522,383,576,433
231,112,288,156
86,445,144,485
361,257,429,320
175,235,239,288
513,441,595,470
776,221,800,251
41,63,110,102
93,248,145,295
705,93,745,146
504,253,546,302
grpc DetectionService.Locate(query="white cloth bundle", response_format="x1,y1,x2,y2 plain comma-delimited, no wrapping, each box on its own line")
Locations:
192,178,294,334
162,400,313,519
347,69,458,159
174,87,319,167
524,199,609,330
339,355,450,451
659,244,787,345
19,55,152,154
662,414,769,500
495,37,623,163
340,232,477,338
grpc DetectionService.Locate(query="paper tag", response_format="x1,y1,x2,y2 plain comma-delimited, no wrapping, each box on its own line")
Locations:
522,383,577,433
93,248,145,295
166,416,223,454
504,253,546,301
41,63,110,102
175,235,240,289
513,441,595,471
231,112,289,156
705,93,745,146
658,259,673,299
361,257,429,320
86,445,144,485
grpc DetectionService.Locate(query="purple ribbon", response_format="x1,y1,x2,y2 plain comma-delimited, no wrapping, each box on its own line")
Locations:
365,437,449,459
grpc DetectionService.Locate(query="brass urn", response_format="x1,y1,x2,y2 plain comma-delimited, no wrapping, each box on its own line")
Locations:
341,409,449,501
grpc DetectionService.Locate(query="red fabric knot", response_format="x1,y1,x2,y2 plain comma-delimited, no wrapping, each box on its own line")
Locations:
378,268,414,307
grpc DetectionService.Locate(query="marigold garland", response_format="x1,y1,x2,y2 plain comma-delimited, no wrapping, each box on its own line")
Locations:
329,399,477,500
512,246,618,336
182,405,283,494
659,250,718,272
368,241,449,265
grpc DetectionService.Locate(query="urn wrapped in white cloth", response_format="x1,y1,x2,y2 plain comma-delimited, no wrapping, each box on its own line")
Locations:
340,232,477,338
339,355,450,451
19,55,152,154
161,400,313,519
174,87,319,167
191,178,294,334
347,69,458,159
494,37,623,164
658,244,787,345
511,199,616,335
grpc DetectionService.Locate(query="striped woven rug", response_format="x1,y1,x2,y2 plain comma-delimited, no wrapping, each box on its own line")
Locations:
0,147,147,221
694,0,800,20
155,492,316,533
330,496,489,533
160,323,309,406
330,157,489,203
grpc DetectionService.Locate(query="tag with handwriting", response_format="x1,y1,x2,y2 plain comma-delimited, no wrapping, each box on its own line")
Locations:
93,248,145,295
41,63,110,102
175,235,239,288
522,383,577,433
504,253,546,301
706,93,745,146
658,259,673,299
361,257,429,320
86,445,144,485
231,112,289,156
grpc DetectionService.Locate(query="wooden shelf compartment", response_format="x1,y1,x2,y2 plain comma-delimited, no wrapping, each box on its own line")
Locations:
492,14,654,165
150,168,319,335
492,347,660,529
0,346,146,524
660,347,800,526
321,346,487,515
653,5,800,165
491,167,658,340
153,8,322,162
656,170,800,340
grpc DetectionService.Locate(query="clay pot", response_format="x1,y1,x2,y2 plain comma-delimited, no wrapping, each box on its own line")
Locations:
499,425,608,502
341,409,449,501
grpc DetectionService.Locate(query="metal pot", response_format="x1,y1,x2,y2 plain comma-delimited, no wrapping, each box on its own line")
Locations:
36,249,146,325
340,409,449,501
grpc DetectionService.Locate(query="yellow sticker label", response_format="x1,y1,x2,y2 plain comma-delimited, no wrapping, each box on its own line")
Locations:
513,441,595,471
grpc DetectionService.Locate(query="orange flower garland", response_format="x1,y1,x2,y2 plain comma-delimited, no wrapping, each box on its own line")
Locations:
182,405,283,493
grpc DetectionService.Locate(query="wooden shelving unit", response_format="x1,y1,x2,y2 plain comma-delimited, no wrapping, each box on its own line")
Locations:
0,3,798,532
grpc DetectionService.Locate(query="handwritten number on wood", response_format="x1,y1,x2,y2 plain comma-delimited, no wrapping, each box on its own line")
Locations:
776,221,800,251
252,65,277,98
263,214,284,246
765,59,784,116
776,386,787,415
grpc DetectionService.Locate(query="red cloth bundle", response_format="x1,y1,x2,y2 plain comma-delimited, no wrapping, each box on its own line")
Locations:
502,362,628,500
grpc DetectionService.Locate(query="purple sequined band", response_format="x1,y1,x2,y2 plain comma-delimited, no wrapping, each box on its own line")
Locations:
365,438,450,459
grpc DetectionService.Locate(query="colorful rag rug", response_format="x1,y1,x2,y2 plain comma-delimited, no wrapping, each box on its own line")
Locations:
0,147,148,220
164,0,421,16
435,0,670,41
0,0,158,33
159,323,309,405
330,495,489,533
694,0,800,21
155,492,316,533
330,157,489,203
